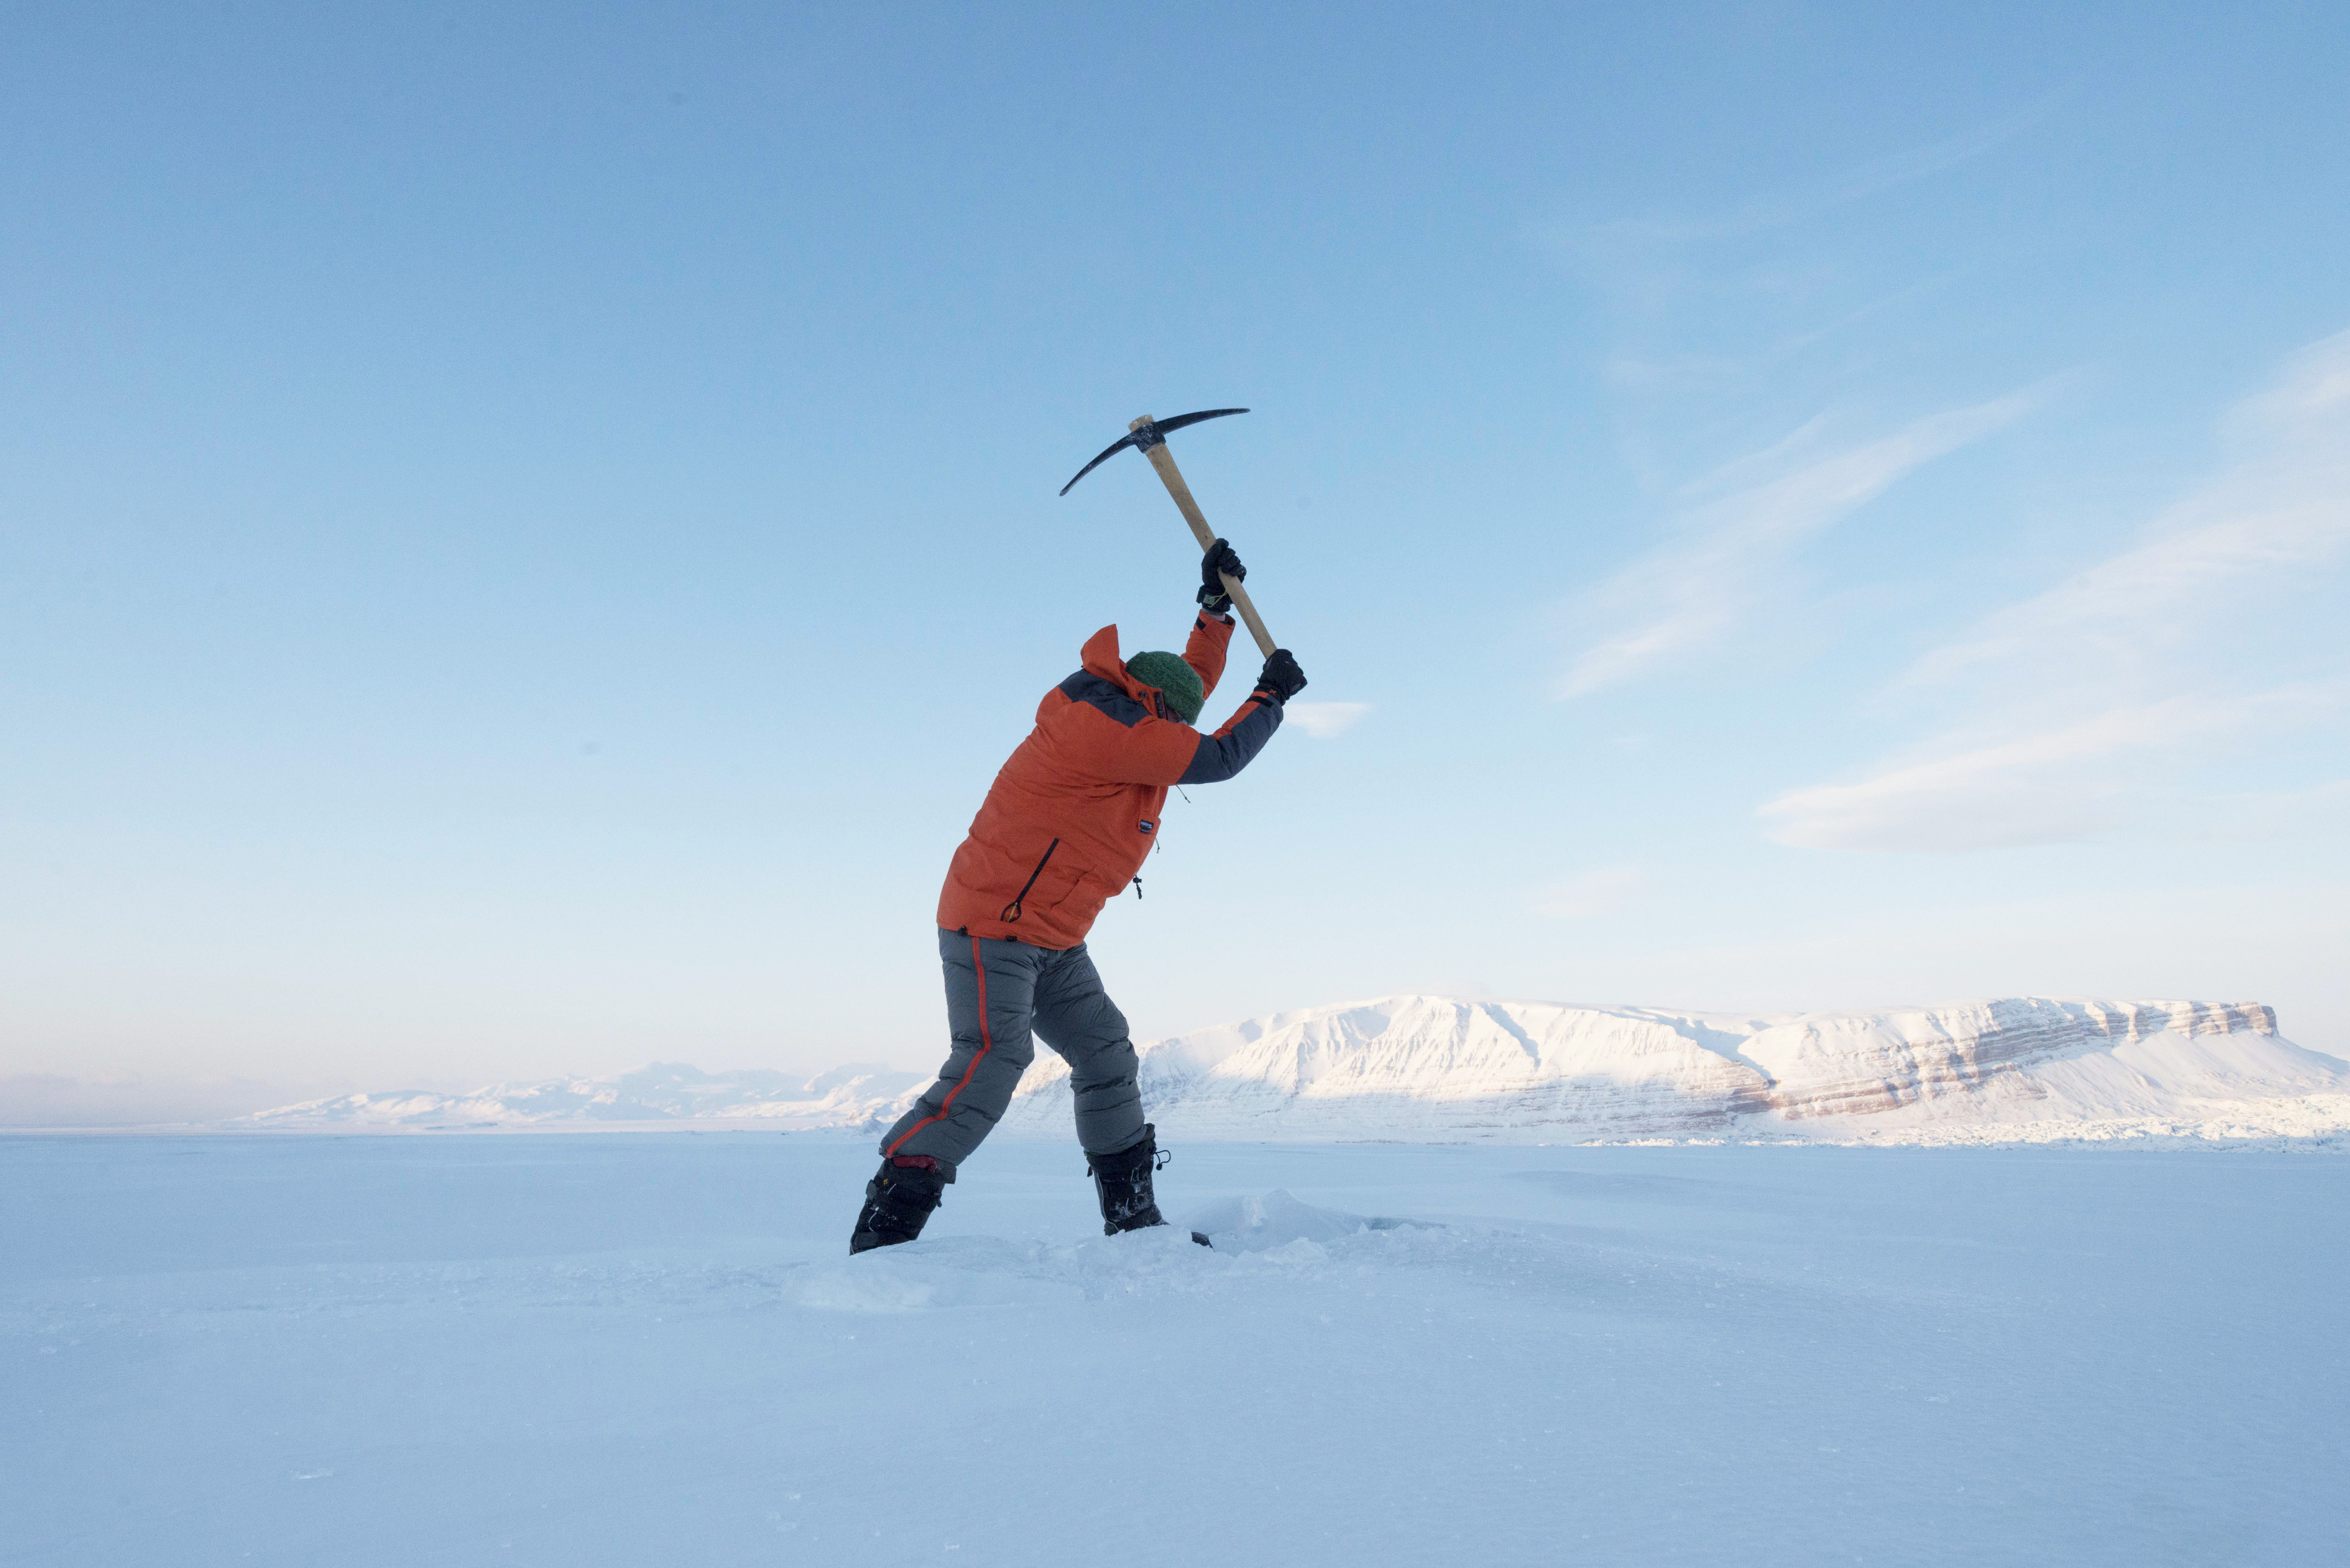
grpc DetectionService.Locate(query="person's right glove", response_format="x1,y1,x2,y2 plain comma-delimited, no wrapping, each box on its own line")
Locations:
1254,649,1307,704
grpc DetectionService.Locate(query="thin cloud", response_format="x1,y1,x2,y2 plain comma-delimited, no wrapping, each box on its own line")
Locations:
1284,702,1371,739
1761,686,2342,852
1757,696,2245,852
1764,331,2350,854
1557,386,2047,698
1908,331,2350,686
1571,98,2062,252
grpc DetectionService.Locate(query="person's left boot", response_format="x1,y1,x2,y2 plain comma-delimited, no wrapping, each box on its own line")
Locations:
1086,1125,1210,1246
850,1156,946,1255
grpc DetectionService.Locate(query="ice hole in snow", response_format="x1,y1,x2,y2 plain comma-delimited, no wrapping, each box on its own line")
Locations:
1181,1188,1426,1252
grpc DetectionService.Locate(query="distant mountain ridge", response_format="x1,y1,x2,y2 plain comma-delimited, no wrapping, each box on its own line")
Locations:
240,1062,928,1131
236,995,2350,1145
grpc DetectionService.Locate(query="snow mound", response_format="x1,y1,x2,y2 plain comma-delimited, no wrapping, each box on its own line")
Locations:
783,1193,1444,1313
788,1225,1231,1311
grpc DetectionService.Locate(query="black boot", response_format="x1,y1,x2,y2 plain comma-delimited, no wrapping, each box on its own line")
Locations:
849,1156,946,1255
1086,1126,1211,1246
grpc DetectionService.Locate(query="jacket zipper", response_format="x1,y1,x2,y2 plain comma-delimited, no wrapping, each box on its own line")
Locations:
999,838,1060,924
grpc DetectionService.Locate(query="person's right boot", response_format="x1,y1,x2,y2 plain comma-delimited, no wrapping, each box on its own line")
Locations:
1086,1125,1210,1246
849,1155,946,1255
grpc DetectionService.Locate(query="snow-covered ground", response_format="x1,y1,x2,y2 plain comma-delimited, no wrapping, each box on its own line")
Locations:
6,1132,2344,1564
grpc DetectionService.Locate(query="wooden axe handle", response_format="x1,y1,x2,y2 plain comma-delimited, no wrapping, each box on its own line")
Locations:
1138,437,1278,659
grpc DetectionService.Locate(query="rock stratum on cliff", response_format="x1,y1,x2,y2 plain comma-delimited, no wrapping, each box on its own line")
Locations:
236,995,2350,1145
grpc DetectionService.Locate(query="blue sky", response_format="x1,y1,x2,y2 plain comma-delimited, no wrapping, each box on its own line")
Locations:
4,1,2346,1112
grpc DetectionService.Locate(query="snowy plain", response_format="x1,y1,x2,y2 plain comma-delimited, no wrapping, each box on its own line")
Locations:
6,1131,2346,1566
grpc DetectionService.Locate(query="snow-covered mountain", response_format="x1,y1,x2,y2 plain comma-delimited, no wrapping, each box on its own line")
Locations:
238,1062,927,1131
234,994,2350,1143
996,994,2349,1143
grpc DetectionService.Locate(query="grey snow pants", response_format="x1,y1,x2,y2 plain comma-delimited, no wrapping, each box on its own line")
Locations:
876,928,1146,1173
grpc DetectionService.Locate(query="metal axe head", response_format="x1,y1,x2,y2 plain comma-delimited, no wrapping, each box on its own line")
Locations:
1058,407,1249,496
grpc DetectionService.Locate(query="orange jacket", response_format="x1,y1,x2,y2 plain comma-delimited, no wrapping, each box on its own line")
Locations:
936,610,1287,949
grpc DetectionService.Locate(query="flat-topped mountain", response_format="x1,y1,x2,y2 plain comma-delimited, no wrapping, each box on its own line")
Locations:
996,994,2341,1142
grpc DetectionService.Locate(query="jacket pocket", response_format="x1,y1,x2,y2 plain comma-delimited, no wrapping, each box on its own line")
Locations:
998,838,1061,924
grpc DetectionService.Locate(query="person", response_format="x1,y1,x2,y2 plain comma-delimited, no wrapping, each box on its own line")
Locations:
849,539,1307,1254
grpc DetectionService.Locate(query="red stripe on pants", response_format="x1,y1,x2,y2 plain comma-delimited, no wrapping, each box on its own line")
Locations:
886,935,994,1158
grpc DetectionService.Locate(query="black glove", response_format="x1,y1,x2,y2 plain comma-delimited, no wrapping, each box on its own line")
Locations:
1254,649,1307,704
1197,538,1245,613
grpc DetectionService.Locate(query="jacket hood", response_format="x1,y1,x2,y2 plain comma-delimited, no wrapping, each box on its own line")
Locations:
1080,624,1158,709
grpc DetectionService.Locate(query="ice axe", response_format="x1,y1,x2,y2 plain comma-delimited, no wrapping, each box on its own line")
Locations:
1058,408,1278,658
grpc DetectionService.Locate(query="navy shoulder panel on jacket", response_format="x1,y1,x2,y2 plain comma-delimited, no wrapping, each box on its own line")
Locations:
1057,671,1153,728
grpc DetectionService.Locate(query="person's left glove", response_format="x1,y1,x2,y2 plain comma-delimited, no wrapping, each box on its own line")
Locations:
1198,538,1245,613
1254,649,1307,704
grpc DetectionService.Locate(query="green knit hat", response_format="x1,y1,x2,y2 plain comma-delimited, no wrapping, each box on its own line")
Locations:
1124,651,1204,723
